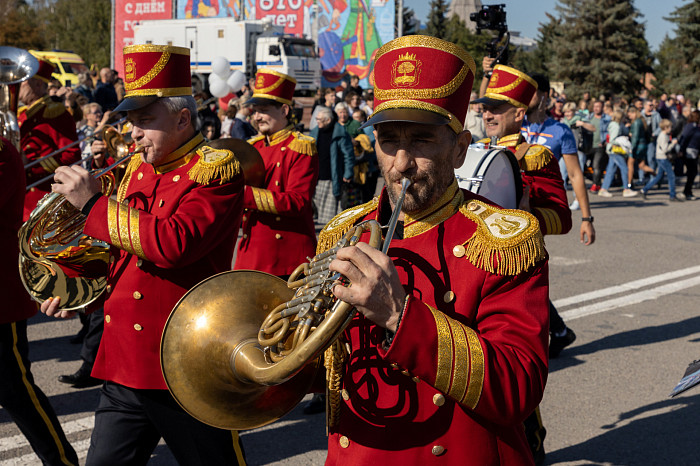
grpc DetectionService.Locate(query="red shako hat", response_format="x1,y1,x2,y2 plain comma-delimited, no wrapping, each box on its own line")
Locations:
473,64,538,109
363,35,476,133
249,69,297,106
115,44,192,112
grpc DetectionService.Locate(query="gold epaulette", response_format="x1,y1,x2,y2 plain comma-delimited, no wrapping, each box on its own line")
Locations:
476,137,490,144
187,145,241,185
457,199,546,276
519,144,553,172
117,154,144,203
247,134,265,145
316,197,379,253
288,131,317,156
43,100,67,119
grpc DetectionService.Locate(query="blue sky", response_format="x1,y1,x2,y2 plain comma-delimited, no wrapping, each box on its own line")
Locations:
403,0,686,51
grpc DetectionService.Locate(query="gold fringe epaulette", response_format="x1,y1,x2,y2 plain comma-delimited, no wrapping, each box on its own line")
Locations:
316,197,379,254
458,199,546,276
247,134,265,145
289,132,317,156
43,100,67,119
519,144,553,172
187,145,241,185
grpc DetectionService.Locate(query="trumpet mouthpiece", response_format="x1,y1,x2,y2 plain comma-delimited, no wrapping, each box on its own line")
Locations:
132,145,145,155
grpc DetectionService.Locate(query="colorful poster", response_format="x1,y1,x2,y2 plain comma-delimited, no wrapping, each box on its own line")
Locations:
308,0,394,88
255,0,305,36
113,0,173,77
175,0,255,19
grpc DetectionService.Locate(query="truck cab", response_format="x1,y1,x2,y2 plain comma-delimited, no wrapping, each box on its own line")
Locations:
255,36,320,93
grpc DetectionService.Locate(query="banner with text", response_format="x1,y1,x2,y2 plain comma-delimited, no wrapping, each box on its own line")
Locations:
255,0,304,36
114,0,173,77
307,0,394,89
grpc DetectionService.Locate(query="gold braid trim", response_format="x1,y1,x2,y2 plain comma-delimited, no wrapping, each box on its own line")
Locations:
316,198,379,254
247,134,265,145
324,338,349,428
187,146,241,185
459,200,546,276
520,144,553,172
43,100,67,119
288,132,317,156
117,154,143,203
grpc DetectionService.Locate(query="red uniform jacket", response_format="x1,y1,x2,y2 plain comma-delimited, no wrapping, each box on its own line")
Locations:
19,96,82,221
0,138,36,324
319,181,549,465
83,134,244,390
479,135,572,236
234,126,319,276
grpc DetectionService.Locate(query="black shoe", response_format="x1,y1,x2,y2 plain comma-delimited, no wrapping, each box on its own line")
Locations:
302,394,326,415
58,366,102,388
549,328,576,359
641,190,647,200
669,196,682,202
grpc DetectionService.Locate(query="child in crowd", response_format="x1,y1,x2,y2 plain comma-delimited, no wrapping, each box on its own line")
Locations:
641,119,682,202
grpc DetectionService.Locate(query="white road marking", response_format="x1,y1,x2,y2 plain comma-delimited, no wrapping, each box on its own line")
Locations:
561,275,700,321
548,256,591,266
552,265,700,309
0,438,90,466
0,417,93,453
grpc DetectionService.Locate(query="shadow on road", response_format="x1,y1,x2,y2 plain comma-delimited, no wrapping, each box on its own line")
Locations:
546,392,700,465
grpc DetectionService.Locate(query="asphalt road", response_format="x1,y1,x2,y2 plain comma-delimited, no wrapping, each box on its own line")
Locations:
2,181,699,465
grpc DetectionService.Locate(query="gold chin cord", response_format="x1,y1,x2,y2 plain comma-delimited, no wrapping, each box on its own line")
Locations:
18,142,144,312
160,178,412,430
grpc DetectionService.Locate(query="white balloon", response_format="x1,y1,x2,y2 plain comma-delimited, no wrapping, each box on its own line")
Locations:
226,70,247,93
208,73,222,86
209,79,230,98
212,56,231,79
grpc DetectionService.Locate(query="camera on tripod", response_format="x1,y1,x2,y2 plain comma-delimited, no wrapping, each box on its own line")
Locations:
470,4,507,34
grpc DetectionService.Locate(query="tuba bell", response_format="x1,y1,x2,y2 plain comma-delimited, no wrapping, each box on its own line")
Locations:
160,179,412,431
0,46,39,151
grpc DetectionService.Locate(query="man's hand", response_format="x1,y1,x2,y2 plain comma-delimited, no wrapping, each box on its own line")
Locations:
330,242,406,332
52,165,101,210
482,56,496,74
40,296,77,319
91,139,107,167
580,221,595,246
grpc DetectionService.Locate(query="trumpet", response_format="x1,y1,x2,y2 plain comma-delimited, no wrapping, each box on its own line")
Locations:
18,142,144,311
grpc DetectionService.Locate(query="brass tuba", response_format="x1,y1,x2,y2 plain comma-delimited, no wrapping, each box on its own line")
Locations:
160,179,411,430
0,46,39,150
18,128,141,311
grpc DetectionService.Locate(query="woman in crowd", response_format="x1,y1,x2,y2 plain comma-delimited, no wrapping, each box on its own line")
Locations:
629,106,656,187
598,108,638,198
678,110,700,200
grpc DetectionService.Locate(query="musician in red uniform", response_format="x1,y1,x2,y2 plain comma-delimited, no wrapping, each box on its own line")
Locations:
42,45,246,465
234,69,319,277
0,136,79,465
473,64,572,237
19,58,82,221
317,35,550,465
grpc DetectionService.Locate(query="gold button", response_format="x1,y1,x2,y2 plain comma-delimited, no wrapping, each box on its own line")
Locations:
159,199,164,207
433,394,445,406
443,291,455,303
401,369,410,377
341,389,350,401
134,323,143,331
133,291,142,300
432,445,445,456
281,147,286,151
467,202,479,211
106,285,112,293
412,376,420,383
275,216,281,221
452,245,466,258
30,187,36,192
105,315,111,323
137,172,143,180
275,234,282,239
339,436,349,448
136,259,143,267
243,234,248,239
173,175,181,182
276,162,281,167
275,181,280,186
390,363,398,369
242,215,247,222
109,256,115,264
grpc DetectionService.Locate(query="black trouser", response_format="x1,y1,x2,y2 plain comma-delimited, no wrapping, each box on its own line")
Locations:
592,146,608,186
0,320,79,466
80,308,104,367
549,300,566,335
684,157,698,196
86,381,246,466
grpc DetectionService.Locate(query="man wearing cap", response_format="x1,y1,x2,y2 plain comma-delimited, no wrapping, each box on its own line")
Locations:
318,35,549,465
42,44,246,465
19,57,82,221
234,69,319,278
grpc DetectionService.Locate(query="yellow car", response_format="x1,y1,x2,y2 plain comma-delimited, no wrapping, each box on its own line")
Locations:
29,50,89,87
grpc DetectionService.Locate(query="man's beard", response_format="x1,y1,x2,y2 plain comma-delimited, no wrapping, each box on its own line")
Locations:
381,162,455,215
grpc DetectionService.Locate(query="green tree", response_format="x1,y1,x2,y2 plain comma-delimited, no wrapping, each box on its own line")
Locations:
547,0,651,99
0,0,47,50
654,1,700,102
425,0,449,39
395,0,418,37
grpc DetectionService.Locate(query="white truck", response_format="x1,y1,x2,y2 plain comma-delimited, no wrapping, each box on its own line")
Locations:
132,18,321,93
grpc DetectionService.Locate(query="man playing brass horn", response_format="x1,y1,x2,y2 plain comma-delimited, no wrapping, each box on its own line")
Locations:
318,35,549,464
42,45,246,465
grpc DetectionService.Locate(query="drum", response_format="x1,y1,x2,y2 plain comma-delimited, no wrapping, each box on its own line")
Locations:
455,144,522,209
